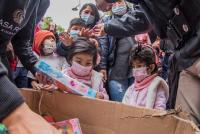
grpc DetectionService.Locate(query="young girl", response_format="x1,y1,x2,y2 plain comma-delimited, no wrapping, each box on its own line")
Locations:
29,30,69,90
122,45,169,110
63,37,109,100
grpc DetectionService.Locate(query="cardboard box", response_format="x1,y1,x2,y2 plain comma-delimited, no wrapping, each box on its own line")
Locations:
35,61,97,98
20,89,200,134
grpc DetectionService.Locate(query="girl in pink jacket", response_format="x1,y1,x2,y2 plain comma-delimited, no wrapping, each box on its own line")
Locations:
63,37,109,100
123,45,169,110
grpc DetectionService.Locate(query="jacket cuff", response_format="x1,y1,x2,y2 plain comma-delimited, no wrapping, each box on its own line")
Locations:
0,75,24,122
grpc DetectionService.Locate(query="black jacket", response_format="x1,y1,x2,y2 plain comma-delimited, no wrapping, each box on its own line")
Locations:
0,0,50,121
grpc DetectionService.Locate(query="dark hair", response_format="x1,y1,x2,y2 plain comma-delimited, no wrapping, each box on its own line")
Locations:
67,18,86,32
68,37,98,66
79,3,100,28
129,45,158,73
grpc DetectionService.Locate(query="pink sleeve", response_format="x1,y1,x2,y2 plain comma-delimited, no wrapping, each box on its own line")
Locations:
154,88,168,110
99,81,109,100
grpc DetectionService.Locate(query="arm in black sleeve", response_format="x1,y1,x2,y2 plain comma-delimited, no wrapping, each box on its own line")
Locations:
104,7,151,38
56,42,71,57
11,0,50,75
0,62,24,121
98,35,109,70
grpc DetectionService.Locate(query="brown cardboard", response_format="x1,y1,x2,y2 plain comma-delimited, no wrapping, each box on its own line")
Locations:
20,89,200,134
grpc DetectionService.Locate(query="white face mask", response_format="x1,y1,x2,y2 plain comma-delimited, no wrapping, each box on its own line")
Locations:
42,39,56,55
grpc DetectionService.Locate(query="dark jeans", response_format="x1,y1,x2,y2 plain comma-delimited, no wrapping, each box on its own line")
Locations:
108,78,134,102
13,67,28,88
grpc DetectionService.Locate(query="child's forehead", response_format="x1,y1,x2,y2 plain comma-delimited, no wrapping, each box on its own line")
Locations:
132,58,146,65
44,36,55,41
71,25,84,29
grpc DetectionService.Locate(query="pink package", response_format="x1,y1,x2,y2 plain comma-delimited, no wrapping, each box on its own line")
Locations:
52,118,83,134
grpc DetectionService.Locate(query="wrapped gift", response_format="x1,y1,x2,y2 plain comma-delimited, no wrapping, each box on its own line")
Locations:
35,60,97,98
52,118,83,134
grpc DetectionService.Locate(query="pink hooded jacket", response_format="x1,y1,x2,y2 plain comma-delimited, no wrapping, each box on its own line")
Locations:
123,75,169,110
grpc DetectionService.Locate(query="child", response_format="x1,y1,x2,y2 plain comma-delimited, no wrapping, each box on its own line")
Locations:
57,18,87,57
63,37,109,100
122,45,169,110
29,30,69,90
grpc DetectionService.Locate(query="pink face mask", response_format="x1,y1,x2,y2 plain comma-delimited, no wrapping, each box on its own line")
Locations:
133,67,149,82
71,61,92,76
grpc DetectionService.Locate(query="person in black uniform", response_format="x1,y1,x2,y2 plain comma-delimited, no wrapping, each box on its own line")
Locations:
94,0,200,126
0,0,62,133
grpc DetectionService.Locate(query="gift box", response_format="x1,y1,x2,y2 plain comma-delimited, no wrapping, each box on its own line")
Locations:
52,118,83,134
35,60,97,98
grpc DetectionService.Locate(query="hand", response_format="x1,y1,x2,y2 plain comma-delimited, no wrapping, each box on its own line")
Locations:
3,103,63,134
89,38,99,48
93,23,106,37
35,72,54,85
42,84,58,92
59,32,73,46
79,28,94,38
100,69,107,82
96,92,104,99
31,81,43,90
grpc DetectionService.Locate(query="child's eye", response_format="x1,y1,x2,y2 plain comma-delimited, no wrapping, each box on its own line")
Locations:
76,61,81,64
86,63,92,66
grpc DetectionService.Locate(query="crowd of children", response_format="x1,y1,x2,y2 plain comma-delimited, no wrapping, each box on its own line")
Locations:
9,2,170,111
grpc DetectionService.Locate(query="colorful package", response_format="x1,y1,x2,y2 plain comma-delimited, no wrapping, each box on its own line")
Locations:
52,118,83,134
35,60,97,98
0,124,8,134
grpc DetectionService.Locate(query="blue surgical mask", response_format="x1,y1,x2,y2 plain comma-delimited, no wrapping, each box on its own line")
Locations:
81,13,95,25
112,4,127,16
69,30,80,39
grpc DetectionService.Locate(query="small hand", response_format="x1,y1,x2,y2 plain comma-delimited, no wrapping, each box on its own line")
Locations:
96,92,104,99
93,23,106,37
59,32,73,46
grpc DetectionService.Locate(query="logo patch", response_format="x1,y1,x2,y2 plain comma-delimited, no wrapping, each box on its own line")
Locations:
13,9,25,25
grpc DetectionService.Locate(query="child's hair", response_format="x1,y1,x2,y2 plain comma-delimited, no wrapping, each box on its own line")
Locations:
130,45,158,73
67,18,86,33
79,3,100,27
67,37,98,66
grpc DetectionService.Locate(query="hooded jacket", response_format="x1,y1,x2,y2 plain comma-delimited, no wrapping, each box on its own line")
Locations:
32,30,55,55
0,0,50,121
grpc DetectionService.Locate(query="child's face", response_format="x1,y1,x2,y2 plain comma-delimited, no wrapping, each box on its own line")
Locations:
42,36,56,55
132,59,155,75
70,25,84,32
72,52,93,67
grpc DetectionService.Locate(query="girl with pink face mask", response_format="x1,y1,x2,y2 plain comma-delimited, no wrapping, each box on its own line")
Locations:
122,45,169,110
63,37,109,100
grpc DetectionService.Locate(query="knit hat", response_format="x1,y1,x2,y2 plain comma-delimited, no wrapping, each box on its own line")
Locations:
32,30,55,55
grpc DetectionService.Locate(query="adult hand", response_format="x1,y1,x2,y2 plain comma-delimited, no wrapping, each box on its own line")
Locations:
42,84,58,92
59,32,73,46
35,72,54,85
31,81,43,90
93,23,106,37
3,103,63,134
